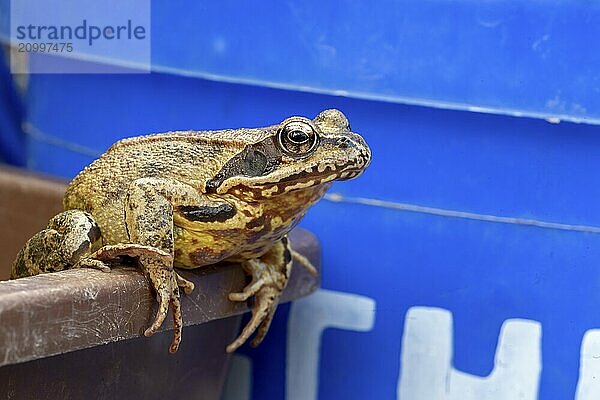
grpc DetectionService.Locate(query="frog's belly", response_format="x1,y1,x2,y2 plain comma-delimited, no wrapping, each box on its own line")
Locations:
173,226,288,269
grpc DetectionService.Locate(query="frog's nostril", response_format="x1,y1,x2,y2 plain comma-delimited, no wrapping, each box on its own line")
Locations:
338,137,351,148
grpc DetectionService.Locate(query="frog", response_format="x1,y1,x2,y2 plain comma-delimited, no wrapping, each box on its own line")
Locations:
11,109,371,353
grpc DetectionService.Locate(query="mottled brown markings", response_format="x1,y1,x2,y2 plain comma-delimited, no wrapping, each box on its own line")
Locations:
279,170,312,183
218,168,344,201
139,160,167,177
126,180,175,253
177,203,236,223
277,162,351,185
189,246,228,266
174,248,182,260
226,185,272,200
241,209,254,217
246,214,268,230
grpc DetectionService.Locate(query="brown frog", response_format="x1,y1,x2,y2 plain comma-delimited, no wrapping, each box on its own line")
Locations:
11,109,371,353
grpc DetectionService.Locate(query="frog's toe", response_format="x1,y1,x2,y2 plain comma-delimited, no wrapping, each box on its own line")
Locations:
175,272,195,295
226,285,279,353
250,304,277,348
91,243,172,263
142,259,183,353
291,249,319,276
144,283,171,337
74,258,111,273
169,295,183,353
228,277,265,302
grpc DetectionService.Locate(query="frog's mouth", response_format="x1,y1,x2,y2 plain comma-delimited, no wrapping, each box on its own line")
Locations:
245,161,367,193
214,154,369,196
338,169,362,180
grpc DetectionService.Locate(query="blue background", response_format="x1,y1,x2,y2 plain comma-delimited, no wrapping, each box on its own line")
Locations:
1,1,600,398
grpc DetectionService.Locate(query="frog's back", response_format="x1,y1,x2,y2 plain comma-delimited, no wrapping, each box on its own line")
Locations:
63,129,262,243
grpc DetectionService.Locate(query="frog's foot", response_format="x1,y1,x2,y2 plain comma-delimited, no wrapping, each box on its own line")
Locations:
139,254,184,354
226,258,286,353
86,243,191,354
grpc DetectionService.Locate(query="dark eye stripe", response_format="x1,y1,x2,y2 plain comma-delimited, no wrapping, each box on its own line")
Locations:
205,137,280,192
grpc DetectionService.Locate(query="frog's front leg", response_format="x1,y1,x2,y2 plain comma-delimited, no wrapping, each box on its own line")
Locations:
122,177,206,353
226,236,293,353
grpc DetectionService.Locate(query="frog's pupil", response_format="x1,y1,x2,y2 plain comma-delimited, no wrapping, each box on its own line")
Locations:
288,130,309,144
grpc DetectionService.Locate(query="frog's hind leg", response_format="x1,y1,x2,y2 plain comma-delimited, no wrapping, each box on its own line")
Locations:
226,236,293,353
11,210,101,279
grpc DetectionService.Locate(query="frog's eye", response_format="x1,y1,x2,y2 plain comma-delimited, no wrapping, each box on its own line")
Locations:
277,118,319,156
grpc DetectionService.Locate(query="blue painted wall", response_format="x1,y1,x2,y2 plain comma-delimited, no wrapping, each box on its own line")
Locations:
3,1,598,123
0,49,24,166
18,71,600,399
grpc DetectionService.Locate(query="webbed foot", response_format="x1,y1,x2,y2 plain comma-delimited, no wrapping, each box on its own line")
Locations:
226,237,293,353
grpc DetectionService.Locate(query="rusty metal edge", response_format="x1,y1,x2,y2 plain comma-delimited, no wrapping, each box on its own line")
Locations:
0,228,320,367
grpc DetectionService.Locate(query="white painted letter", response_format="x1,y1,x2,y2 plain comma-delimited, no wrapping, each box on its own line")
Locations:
398,307,542,400
286,289,376,400
575,329,600,400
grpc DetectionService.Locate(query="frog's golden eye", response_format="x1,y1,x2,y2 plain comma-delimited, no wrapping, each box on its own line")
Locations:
277,118,319,156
